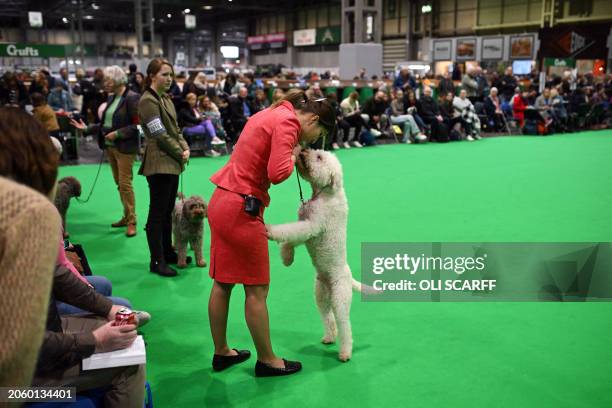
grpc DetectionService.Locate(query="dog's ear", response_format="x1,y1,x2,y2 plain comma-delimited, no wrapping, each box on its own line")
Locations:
182,200,190,218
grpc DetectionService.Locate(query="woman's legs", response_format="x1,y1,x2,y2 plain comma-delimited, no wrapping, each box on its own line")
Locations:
208,280,238,356
244,284,284,367
146,174,178,267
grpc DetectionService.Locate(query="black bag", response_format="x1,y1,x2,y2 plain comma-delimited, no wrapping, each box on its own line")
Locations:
430,121,450,142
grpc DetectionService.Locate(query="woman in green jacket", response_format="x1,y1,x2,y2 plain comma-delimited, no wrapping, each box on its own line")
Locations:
138,58,190,277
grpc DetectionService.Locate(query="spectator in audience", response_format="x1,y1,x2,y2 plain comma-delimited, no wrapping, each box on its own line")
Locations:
535,87,555,126
474,67,488,102
512,87,529,128
461,68,479,101
393,69,416,91
58,68,71,93
0,107,62,388
306,83,324,99
341,90,375,139
254,88,270,111
129,72,145,94
550,87,568,130
390,90,426,143
484,87,505,131
31,92,60,138
127,63,138,86
403,89,427,129
139,58,190,277
438,70,455,98
73,68,95,121
439,91,467,140
92,68,107,122
48,80,75,112
500,67,518,102
453,88,482,141
242,73,257,100
199,95,228,142
417,86,449,142
229,87,256,138
0,71,29,107
363,91,390,136
330,91,362,148
178,93,221,157
272,88,285,103
29,71,50,98
71,66,140,237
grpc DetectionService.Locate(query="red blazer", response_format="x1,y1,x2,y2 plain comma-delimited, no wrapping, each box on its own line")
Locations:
210,101,300,206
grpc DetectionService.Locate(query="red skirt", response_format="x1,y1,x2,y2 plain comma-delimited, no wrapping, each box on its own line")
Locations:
207,187,269,285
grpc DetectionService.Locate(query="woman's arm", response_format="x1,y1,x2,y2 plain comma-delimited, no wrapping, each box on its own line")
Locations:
267,117,300,184
139,96,183,160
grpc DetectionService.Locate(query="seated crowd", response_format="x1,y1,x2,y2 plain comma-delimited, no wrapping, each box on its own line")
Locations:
1,64,610,156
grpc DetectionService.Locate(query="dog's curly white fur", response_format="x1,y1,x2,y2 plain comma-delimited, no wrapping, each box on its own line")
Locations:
267,149,365,362
172,193,207,268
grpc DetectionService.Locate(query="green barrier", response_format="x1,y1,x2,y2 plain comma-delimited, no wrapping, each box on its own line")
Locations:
359,87,374,105
342,86,356,100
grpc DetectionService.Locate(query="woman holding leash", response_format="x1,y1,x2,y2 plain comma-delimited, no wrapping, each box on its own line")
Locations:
207,89,336,376
138,58,190,277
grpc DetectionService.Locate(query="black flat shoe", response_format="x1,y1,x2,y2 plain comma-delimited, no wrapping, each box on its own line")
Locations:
150,261,178,277
165,252,192,265
212,349,251,372
255,359,302,377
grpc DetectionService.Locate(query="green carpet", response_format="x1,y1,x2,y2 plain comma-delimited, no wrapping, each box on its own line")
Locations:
60,130,612,408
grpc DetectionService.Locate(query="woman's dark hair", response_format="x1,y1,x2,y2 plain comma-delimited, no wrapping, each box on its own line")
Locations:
145,58,174,89
0,107,59,195
271,89,336,137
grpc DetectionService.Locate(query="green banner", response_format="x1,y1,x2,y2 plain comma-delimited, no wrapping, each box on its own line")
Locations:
316,26,341,45
0,43,96,58
544,58,575,68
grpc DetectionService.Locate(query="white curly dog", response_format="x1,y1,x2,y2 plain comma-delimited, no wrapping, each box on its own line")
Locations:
267,149,367,362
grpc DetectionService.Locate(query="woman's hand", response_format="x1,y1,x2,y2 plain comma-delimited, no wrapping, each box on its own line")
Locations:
182,149,190,162
291,145,302,164
265,224,274,240
69,118,86,130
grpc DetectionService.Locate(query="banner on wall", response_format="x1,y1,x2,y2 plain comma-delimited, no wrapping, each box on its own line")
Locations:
539,24,609,59
0,43,96,58
247,33,287,50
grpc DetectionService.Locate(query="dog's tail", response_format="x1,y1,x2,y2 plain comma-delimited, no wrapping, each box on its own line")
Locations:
351,278,381,295
345,265,381,295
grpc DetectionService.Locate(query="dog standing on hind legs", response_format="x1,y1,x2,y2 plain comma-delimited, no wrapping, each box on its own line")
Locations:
267,149,370,362
172,193,208,268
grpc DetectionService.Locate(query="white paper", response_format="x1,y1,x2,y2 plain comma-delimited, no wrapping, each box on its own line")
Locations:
82,335,146,370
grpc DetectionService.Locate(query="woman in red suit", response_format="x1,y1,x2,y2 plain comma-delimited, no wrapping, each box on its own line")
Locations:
207,89,336,377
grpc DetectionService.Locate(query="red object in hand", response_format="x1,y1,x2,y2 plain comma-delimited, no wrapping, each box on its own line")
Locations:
113,308,136,326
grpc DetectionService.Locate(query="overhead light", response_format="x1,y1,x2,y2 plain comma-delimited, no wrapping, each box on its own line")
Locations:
83,15,93,20
421,4,432,13
62,17,69,23
203,5,213,10
91,2,99,10
183,8,191,13
167,13,172,18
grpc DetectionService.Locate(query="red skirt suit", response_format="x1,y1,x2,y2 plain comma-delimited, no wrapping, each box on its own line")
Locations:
208,101,300,285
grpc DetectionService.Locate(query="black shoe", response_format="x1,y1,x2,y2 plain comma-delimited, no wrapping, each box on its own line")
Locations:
150,261,178,277
255,359,302,377
165,252,192,265
212,349,251,372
